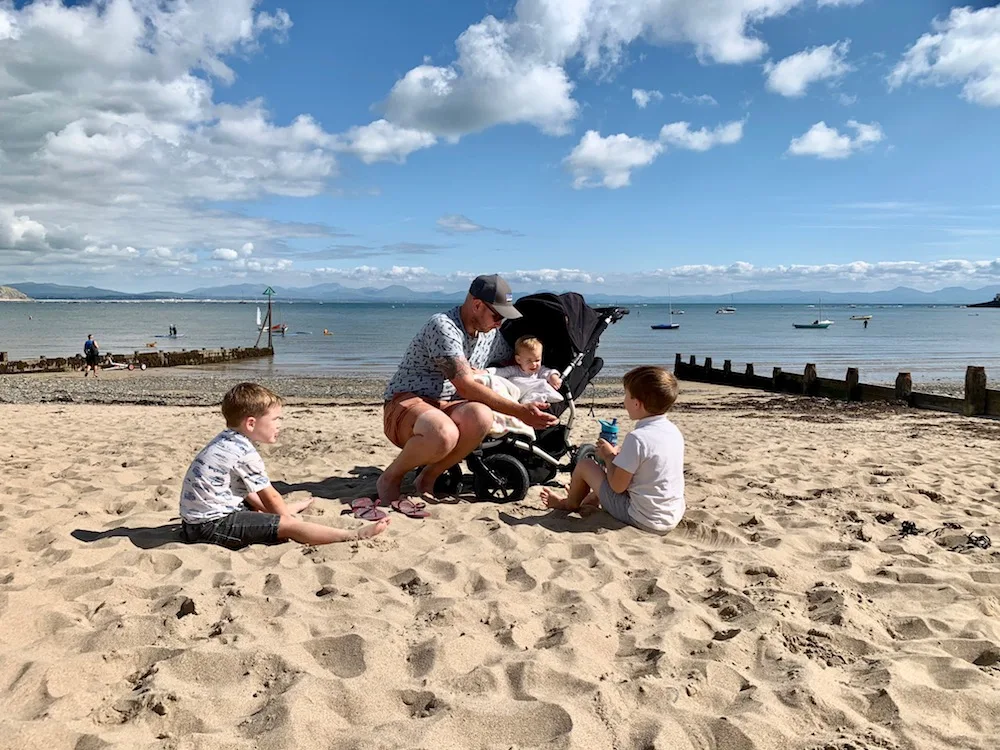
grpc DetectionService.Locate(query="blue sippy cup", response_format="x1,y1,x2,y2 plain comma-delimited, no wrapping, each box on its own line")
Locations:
598,418,619,446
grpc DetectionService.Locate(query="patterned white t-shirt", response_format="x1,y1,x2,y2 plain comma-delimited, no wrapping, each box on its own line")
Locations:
180,429,271,523
383,306,513,401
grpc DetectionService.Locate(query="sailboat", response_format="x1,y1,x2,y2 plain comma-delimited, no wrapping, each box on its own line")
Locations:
794,299,834,329
651,286,680,329
256,306,262,328
716,293,736,314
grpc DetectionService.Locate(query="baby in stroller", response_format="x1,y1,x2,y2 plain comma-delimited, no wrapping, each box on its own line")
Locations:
485,335,563,404
436,292,629,503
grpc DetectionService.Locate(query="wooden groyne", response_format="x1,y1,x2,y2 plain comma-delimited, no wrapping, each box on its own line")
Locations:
0,346,273,375
674,353,997,419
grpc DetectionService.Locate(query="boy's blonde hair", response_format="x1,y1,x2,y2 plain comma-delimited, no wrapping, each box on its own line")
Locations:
623,366,678,414
514,335,543,355
222,382,283,427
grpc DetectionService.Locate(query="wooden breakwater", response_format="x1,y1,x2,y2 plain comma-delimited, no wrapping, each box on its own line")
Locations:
0,346,273,375
673,353,997,419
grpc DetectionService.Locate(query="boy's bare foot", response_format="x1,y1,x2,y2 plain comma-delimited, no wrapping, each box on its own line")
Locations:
358,518,390,539
540,487,573,510
286,497,315,514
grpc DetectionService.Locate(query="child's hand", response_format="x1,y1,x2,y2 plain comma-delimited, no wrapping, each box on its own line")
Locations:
596,438,618,462
547,372,562,389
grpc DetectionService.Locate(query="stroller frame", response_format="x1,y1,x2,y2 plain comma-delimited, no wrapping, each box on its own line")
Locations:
435,295,629,503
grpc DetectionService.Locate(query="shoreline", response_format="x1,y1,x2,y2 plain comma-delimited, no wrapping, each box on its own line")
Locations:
0,367,969,405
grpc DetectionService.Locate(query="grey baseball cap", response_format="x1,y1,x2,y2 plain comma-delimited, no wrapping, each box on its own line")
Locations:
469,273,522,319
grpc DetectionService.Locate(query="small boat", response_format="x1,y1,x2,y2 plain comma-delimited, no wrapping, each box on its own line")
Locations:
651,323,680,330
716,307,736,314
674,310,685,315
795,298,833,328
849,315,872,321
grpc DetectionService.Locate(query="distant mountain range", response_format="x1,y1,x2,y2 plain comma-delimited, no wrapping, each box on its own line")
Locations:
4,280,1000,305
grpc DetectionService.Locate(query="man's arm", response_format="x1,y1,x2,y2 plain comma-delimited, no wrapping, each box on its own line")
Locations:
436,355,558,429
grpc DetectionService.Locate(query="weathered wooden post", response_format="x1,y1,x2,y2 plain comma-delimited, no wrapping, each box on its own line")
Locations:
723,360,732,380
704,357,713,372
675,353,682,370
895,372,912,404
689,355,696,366
845,367,859,402
745,363,754,377
964,366,987,417
772,366,782,392
803,363,817,396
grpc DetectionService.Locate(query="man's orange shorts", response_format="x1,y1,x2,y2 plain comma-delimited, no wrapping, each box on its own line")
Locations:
383,392,467,449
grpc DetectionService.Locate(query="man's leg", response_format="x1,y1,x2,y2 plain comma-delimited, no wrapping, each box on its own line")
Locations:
377,407,460,504
414,402,493,495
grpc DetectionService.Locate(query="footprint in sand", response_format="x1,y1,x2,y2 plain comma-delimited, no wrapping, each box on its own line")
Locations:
304,634,367,678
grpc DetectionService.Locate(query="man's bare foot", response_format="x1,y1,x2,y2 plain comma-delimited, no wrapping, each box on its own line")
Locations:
413,467,438,497
286,497,315,514
540,487,574,510
376,473,401,505
358,518,390,539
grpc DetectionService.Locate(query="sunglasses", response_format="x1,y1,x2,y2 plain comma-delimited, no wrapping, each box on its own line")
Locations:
482,301,503,323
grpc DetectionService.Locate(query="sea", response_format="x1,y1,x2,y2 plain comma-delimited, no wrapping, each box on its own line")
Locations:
1,300,998,386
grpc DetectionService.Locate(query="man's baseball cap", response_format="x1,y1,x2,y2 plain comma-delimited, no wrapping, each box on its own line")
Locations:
469,274,522,320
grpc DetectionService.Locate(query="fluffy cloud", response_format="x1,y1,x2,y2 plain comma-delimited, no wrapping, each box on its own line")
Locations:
659,120,745,151
672,92,718,106
764,41,852,97
888,6,1000,107
787,120,884,159
337,119,437,164
564,131,664,189
0,0,341,278
816,0,864,6
566,119,745,188
632,88,663,108
378,0,812,141
436,215,523,236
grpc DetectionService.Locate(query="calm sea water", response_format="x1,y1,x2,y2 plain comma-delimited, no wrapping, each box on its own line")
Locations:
1,300,998,384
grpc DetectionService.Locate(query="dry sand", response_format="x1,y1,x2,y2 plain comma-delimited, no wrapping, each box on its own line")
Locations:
1,380,999,749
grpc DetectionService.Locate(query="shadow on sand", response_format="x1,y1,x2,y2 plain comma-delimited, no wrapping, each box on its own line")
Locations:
71,524,186,549
497,509,624,534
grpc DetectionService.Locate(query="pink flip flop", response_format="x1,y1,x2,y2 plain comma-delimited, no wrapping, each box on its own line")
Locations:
349,497,387,521
391,498,430,519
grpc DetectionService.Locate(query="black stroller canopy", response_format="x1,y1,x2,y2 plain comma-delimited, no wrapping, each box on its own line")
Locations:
500,292,603,371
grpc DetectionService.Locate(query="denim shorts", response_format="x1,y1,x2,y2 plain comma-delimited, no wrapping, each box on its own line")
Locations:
182,503,282,550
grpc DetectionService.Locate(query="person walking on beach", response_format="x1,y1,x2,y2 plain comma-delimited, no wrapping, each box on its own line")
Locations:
83,334,100,378
180,383,390,549
379,274,558,515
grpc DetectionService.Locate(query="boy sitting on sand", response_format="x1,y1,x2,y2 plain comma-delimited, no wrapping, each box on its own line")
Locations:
180,382,389,549
541,366,684,534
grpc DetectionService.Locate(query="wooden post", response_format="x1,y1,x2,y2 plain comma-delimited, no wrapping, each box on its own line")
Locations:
803,363,817,395
745,363,754,377
964,366,987,417
772,367,782,391
689,355,696,366
895,372,912,404
704,357,712,371
845,368,859,402
723,360,732,377
674,353,682,370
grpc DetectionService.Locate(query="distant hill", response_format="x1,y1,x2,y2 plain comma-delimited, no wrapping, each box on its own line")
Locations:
5,280,1000,305
0,285,30,300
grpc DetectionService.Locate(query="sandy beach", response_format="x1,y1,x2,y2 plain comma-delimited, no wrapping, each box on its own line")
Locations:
1,374,999,749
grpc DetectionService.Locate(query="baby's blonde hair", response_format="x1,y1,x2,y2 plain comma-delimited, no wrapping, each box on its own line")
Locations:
514,335,543,356
222,382,283,427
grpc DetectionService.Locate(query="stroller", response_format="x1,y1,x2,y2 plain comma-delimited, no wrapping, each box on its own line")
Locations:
434,292,629,503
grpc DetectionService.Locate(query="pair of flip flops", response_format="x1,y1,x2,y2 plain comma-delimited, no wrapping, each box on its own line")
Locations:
349,497,429,520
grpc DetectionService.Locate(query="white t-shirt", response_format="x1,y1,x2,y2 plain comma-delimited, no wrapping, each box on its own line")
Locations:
180,429,271,523
612,415,685,532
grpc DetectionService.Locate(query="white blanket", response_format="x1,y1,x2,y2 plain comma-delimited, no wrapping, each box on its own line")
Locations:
506,376,564,405
473,374,536,439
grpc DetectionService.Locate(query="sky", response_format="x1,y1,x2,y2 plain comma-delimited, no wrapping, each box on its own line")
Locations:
0,0,999,296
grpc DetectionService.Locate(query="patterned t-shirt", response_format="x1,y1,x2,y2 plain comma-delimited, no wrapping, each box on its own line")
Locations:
180,429,271,523
384,306,513,401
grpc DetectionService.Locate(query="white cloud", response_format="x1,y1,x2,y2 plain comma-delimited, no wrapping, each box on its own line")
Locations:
816,0,864,6
632,88,663,108
338,119,437,164
436,215,523,236
212,248,240,261
0,0,341,278
888,6,1000,107
787,120,884,159
659,120,745,151
672,92,718,106
379,0,811,141
564,130,664,189
764,41,852,97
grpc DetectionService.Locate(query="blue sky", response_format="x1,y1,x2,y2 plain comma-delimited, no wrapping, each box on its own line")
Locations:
0,0,999,295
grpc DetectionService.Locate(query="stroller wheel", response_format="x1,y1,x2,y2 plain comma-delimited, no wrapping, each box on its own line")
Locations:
473,454,530,504
571,443,597,471
434,465,464,495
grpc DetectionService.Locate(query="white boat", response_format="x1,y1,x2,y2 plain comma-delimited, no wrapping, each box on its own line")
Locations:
256,306,262,327
849,315,872,321
716,307,736,314
795,299,833,329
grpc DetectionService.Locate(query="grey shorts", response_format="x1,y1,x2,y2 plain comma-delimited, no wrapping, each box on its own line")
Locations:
182,502,282,550
598,480,633,525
